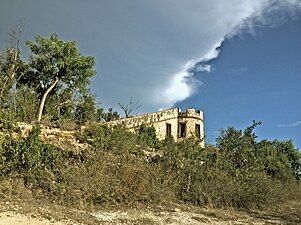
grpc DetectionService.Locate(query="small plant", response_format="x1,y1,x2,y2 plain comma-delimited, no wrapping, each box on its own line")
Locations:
137,124,158,148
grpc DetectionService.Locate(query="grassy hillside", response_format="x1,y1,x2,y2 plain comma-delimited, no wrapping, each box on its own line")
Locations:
0,120,300,211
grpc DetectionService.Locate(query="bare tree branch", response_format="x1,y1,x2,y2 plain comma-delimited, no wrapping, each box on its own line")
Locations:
118,97,141,118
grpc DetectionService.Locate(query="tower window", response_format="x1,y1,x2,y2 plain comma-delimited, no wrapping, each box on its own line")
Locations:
195,124,201,138
166,123,172,137
178,123,186,137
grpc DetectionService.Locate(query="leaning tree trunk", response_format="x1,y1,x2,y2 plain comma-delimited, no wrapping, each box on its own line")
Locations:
37,77,59,122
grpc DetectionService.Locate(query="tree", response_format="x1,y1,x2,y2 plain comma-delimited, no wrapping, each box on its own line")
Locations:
44,88,75,123
20,33,96,122
258,139,301,180
0,23,26,106
118,97,140,118
103,108,120,122
216,121,263,175
75,93,103,125
216,121,301,181
137,124,158,148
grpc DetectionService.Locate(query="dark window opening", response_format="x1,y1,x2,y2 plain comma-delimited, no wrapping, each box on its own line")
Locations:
166,123,172,137
178,123,186,138
195,124,201,138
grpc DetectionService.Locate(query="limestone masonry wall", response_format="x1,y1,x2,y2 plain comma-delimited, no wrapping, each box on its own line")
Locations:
107,108,205,147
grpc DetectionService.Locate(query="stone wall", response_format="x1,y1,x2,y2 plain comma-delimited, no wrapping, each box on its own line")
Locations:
107,108,179,141
15,107,205,150
107,108,205,147
178,108,205,147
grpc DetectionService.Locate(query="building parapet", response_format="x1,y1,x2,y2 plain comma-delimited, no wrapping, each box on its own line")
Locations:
107,108,179,128
178,108,203,120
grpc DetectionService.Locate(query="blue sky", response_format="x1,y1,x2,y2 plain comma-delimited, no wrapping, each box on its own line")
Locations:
177,19,301,146
0,0,300,147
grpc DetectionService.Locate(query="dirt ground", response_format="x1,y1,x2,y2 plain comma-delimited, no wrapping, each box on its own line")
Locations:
0,211,66,225
0,199,300,225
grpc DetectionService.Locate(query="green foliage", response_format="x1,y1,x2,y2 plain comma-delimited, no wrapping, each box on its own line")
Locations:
22,33,96,94
137,124,158,148
258,139,301,180
75,93,103,125
0,126,63,190
0,120,301,209
16,33,97,122
103,107,120,122
44,89,74,120
0,45,27,106
216,121,262,174
8,86,40,122
0,31,102,125
216,121,300,181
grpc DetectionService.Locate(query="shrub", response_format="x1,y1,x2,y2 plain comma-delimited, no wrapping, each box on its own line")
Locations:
0,120,300,210
0,126,64,191
137,124,158,148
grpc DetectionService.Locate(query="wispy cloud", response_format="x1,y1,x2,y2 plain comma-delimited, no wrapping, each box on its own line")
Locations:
227,67,249,75
277,121,301,127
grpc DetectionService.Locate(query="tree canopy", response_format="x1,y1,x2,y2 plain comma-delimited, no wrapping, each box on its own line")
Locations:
20,33,96,121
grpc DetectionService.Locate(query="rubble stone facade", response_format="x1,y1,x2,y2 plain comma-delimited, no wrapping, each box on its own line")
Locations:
108,108,205,147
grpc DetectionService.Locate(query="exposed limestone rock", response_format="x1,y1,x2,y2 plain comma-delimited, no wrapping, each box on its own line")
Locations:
17,122,90,152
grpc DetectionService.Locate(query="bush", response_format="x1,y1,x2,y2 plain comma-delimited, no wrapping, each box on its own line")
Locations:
137,124,158,148
0,120,300,210
0,126,64,191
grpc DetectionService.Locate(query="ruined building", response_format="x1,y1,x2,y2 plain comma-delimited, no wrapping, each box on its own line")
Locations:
108,108,205,147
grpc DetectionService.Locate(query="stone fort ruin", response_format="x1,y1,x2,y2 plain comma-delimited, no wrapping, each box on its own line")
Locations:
108,108,205,147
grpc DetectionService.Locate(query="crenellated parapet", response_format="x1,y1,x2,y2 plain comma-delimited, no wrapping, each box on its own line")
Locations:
179,108,204,120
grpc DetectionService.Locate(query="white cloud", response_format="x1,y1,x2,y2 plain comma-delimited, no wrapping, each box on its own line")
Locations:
1,1,300,112
277,121,301,127
163,71,200,104
159,0,301,108
162,40,223,106
195,65,212,73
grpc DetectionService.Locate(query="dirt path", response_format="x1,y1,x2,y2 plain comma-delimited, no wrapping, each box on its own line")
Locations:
0,211,67,225
0,201,300,225
0,209,261,225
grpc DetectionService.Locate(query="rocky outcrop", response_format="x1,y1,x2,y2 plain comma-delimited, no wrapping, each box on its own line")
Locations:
17,122,90,152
